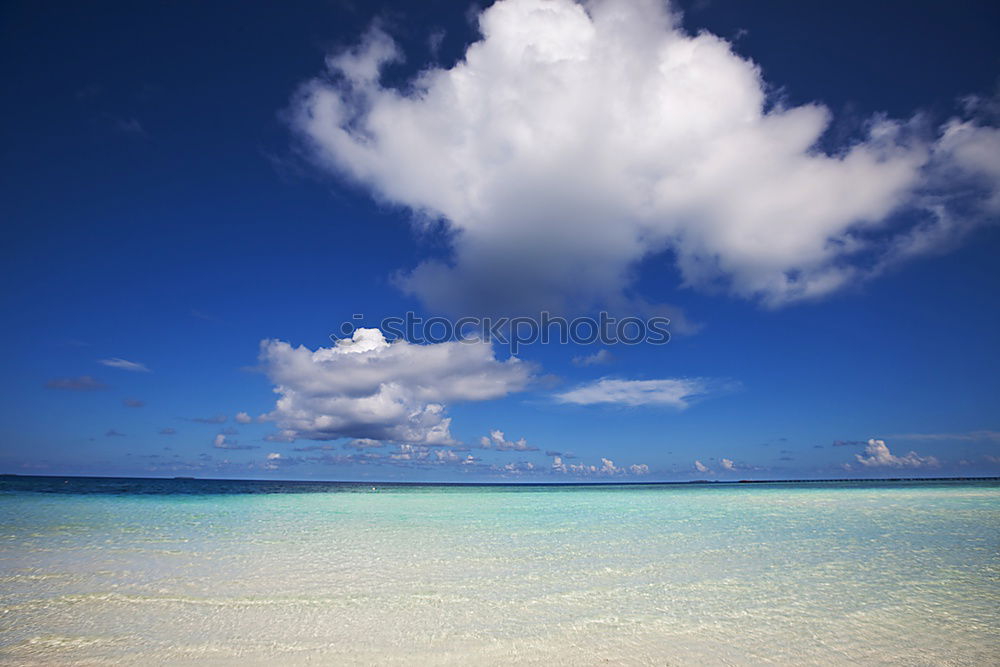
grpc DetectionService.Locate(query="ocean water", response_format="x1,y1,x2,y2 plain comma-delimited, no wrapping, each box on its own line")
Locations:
0,477,997,665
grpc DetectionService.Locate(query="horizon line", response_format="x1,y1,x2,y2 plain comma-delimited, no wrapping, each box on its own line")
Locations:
2,472,998,486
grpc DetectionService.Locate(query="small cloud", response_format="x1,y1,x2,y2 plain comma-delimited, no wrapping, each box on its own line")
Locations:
191,414,227,424
98,358,150,372
101,112,146,136
45,376,107,391
720,458,736,471
545,450,562,457
122,398,145,408
694,460,711,474
832,440,866,447
76,84,101,100
213,433,257,450
106,429,126,437
854,438,939,469
813,444,824,449
234,412,253,424
263,452,297,470
191,310,223,324
479,429,538,452
159,427,177,435
344,438,387,449
572,349,613,367
427,28,445,56
115,117,145,135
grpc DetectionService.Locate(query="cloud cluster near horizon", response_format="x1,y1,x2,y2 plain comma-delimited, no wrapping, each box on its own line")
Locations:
479,429,538,451
292,0,1000,314
551,455,648,476
259,328,532,445
853,438,939,469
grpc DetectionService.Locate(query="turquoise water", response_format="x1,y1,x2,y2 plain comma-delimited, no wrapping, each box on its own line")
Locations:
1,478,998,665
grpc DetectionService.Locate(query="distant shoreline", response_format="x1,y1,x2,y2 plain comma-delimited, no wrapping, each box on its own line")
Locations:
2,472,998,486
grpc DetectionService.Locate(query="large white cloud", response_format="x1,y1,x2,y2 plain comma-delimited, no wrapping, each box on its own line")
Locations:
259,328,532,443
291,0,1000,312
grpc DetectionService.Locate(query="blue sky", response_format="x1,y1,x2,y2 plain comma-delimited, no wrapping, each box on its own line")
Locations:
2,0,999,481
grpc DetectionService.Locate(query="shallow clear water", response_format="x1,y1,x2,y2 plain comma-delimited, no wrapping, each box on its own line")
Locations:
1,478,997,665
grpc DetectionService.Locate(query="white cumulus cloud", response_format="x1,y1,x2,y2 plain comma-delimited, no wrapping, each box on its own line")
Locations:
854,438,940,468
213,433,256,450
551,454,646,476
259,328,532,444
479,429,538,451
291,0,1000,313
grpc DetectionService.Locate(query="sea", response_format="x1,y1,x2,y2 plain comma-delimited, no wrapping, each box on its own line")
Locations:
1,476,997,665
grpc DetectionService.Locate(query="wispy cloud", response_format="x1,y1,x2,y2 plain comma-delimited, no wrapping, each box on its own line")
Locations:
45,376,107,391
554,377,728,409
343,438,386,450
213,433,257,450
122,398,145,408
832,440,866,447
114,117,145,135
887,430,1000,443
98,358,150,372
106,429,126,437
191,414,228,424
191,309,223,324
572,349,613,367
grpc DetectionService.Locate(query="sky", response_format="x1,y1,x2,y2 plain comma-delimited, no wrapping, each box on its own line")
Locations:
2,0,999,481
